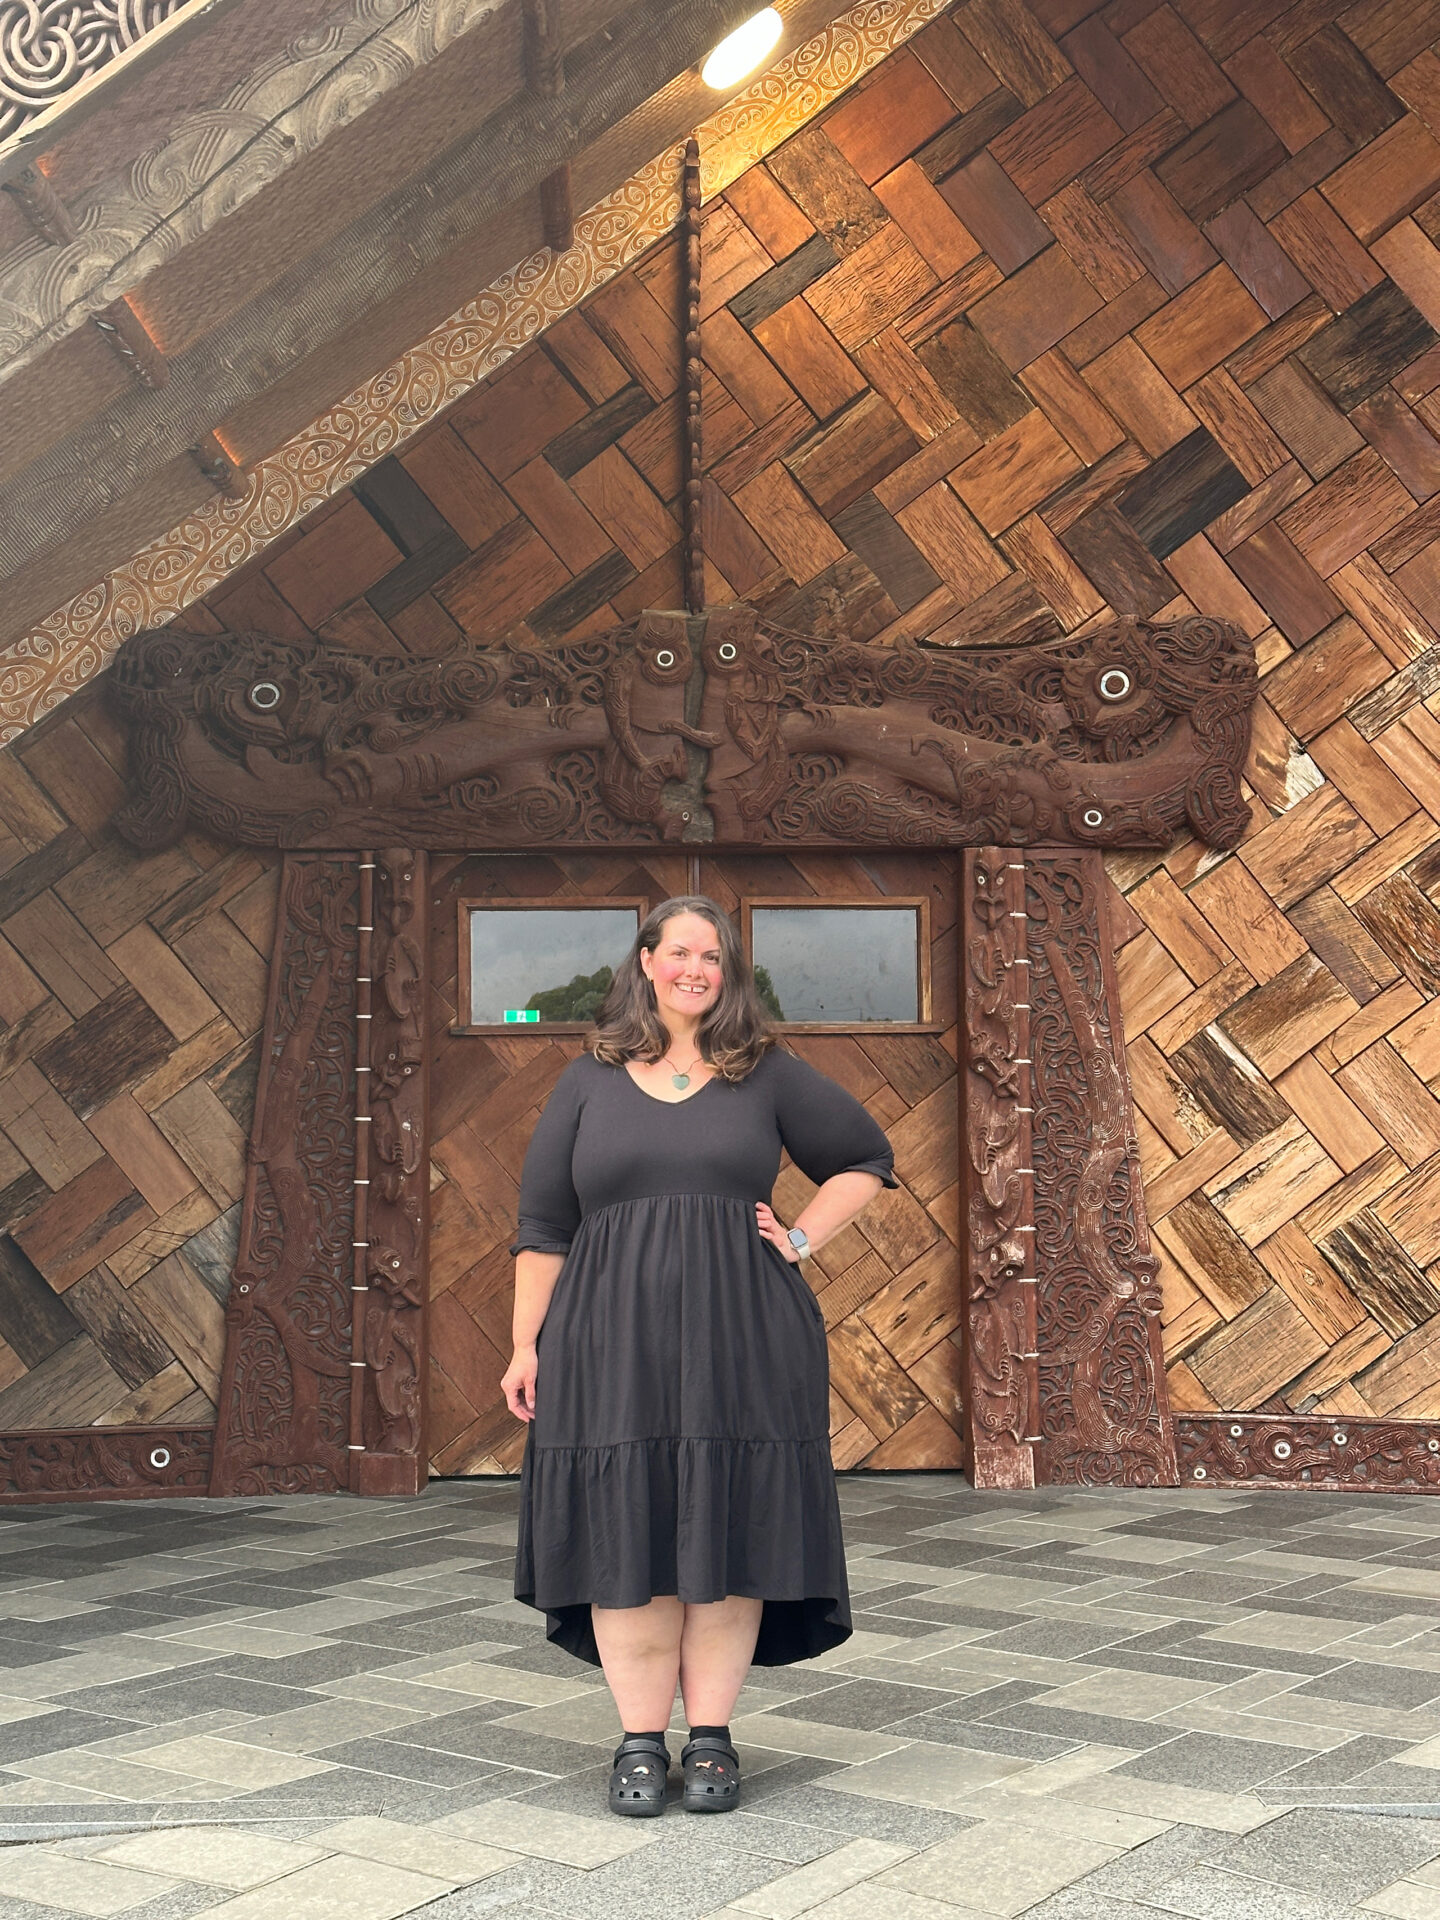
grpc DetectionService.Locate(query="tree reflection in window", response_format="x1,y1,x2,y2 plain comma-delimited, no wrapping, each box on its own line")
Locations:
525,965,615,1023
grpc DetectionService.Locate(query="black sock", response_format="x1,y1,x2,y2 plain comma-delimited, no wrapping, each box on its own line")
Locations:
622,1728,668,1743
689,1722,730,1741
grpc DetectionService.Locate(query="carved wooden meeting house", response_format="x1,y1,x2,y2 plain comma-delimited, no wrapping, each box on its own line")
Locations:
7,0,1440,1508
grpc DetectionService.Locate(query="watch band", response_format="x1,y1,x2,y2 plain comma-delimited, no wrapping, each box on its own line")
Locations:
787,1226,811,1260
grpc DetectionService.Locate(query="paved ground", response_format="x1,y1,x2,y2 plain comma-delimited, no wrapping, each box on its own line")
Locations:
6,1481,1440,1916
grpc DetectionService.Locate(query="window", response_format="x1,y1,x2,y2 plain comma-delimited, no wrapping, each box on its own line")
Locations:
458,901,643,1030
744,900,930,1029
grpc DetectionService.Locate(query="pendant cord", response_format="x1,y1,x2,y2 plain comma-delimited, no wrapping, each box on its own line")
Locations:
682,135,704,616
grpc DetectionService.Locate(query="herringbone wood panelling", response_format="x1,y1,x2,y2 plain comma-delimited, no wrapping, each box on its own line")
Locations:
144,0,1440,1423
0,684,276,1430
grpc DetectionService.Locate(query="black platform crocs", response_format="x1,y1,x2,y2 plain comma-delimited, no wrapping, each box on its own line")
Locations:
608,1734,670,1816
681,1732,741,1812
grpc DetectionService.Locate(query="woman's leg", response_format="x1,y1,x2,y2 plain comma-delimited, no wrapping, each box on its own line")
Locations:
678,1596,763,1725
592,1596,685,1730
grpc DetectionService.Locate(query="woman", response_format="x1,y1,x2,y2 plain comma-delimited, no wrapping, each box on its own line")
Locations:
501,897,895,1817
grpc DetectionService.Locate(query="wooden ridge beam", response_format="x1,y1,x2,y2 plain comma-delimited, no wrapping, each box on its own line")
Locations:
0,0,763,578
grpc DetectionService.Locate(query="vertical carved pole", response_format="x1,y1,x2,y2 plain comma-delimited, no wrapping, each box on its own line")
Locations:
682,135,704,616
349,857,376,1483
210,856,359,1496
1026,851,1177,1486
356,848,429,1495
960,850,1040,1489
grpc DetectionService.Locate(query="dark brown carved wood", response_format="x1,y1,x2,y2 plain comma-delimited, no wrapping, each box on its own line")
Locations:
1178,1415,1440,1493
209,855,359,1497
110,611,1257,855
683,136,704,617
960,847,1176,1490
1027,851,1177,1487
0,1428,213,1503
355,848,429,1495
960,848,1037,1489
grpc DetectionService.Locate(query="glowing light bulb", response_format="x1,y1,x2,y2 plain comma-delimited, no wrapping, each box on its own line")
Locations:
700,8,783,89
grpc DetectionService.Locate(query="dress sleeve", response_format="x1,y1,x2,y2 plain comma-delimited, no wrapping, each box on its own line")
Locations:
509,1059,585,1255
769,1047,899,1190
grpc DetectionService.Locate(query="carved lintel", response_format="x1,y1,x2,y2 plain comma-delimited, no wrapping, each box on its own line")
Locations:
1178,1415,1440,1491
210,854,359,1497
110,612,1257,855
93,296,168,388
1027,850,1177,1487
356,846,428,1491
191,430,247,498
961,849,1037,1489
0,1427,212,1502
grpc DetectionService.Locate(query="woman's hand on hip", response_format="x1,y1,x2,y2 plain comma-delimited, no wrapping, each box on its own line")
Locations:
756,1201,801,1263
501,1344,538,1421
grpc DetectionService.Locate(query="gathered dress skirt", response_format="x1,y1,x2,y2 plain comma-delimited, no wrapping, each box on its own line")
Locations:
509,1049,898,1667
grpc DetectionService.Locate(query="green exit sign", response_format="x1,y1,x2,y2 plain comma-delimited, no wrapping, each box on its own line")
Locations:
504,1008,540,1024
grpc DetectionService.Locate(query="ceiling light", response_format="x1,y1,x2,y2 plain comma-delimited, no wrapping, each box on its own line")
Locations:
701,8,783,89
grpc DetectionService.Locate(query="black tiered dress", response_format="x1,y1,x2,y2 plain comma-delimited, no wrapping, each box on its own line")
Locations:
510,1045,896,1667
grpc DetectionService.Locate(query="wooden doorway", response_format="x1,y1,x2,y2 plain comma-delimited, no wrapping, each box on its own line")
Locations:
424,850,963,1478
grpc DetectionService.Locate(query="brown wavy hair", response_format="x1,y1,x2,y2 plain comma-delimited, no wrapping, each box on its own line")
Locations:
591,895,774,1080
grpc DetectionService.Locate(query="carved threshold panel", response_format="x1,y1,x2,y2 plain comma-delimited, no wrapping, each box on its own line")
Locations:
0,1427,212,1503
961,848,1177,1492
1178,1416,1440,1492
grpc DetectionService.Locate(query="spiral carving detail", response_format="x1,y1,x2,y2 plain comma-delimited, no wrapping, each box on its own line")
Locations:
0,2,187,141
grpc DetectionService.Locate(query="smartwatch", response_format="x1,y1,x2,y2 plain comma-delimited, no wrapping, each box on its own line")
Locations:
786,1226,811,1261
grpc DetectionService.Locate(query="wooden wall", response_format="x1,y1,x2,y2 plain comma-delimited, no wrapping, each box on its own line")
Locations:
0,685,274,1428
5,0,1440,1439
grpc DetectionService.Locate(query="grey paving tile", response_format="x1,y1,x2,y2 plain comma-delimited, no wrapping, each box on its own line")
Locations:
312,1736,502,1785
1262,1736,1413,1790
1140,1863,1376,1917
1074,1646,1262,1685
1114,1732,1318,1793
979,1620,1133,1659
382,1701,536,1754
757,1678,964,1730
1049,1823,1220,1897
1201,1808,1440,1900
868,1597,1030,1631
1293,1665,1440,1710
60,1673,315,1722
884,1711,1080,1761
0,1707,144,1762
979,1701,1184,1749
1274,1532,1422,1562
1167,1638,1344,1677
753,1780,979,1846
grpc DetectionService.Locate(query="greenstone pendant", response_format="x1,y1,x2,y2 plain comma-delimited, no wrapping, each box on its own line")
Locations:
672,1072,691,1090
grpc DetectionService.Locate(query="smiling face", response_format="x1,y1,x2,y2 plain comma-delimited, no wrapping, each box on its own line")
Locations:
640,911,724,1031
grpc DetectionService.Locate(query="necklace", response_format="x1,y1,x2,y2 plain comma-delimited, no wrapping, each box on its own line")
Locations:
662,1049,703,1090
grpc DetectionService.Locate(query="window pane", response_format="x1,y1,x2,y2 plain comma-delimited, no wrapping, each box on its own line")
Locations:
752,907,919,1024
468,908,638,1024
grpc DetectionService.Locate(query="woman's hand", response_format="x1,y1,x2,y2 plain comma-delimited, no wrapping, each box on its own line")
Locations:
501,1344,538,1421
756,1201,801,1263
